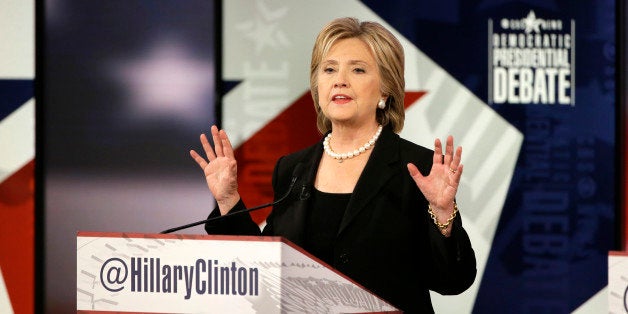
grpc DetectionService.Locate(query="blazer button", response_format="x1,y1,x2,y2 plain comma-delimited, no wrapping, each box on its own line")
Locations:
339,253,349,264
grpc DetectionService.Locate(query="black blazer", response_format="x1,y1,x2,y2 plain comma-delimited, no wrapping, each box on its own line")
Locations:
206,127,477,313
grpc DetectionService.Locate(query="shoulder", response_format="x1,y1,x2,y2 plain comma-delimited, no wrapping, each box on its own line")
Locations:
394,133,435,174
398,136,433,156
279,139,322,166
380,128,434,161
271,137,323,185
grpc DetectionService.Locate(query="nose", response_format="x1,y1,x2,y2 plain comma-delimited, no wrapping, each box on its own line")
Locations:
334,80,348,88
334,69,349,88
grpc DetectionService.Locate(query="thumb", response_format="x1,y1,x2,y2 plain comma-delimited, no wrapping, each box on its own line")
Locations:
407,163,422,180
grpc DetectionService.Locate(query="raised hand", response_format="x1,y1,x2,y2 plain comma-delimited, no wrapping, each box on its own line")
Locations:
407,135,463,235
190,125,240,215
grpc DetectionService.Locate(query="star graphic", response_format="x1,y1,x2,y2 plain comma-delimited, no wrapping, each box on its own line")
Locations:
522,10,542,33
235,2,290,53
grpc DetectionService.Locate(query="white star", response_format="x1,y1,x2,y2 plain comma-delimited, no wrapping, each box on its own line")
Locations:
235,2,290,53
523,10,543,34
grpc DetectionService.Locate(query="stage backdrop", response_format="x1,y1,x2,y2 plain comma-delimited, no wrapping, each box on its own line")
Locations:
6,0,616,313
0,0,35,313
42,1,217,312
222,1,617,313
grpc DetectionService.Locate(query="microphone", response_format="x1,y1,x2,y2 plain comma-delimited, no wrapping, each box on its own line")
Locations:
160,164,303,234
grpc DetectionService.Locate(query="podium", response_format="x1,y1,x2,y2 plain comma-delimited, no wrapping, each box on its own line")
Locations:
77,231,400,313
608,251,628,313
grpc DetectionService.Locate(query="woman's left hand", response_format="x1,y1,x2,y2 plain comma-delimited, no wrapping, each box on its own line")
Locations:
407,135,462,232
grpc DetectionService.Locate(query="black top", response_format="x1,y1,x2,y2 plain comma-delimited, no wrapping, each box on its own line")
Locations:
304,188,351,265
205,127,477,313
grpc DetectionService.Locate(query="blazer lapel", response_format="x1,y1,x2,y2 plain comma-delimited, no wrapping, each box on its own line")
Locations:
272,141,323,246
338,128,400,235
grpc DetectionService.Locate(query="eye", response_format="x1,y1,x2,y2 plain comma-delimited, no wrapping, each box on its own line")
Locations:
323,67,335,73
353,67,365,73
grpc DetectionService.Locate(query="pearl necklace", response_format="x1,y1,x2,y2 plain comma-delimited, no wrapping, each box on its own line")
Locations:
323,125,383,163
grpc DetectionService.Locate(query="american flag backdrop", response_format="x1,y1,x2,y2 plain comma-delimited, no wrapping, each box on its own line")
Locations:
0,0,35,313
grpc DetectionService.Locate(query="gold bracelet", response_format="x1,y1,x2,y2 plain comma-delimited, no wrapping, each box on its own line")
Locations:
428,201,458,236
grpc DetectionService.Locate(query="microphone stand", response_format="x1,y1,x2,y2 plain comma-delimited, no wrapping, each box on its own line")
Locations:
160,176,298,234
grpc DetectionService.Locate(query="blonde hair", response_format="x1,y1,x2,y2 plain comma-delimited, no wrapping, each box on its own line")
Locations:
310,17,405,134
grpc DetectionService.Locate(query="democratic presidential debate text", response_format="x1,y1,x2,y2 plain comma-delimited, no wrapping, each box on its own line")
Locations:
99,257,259,300
489,10,576,106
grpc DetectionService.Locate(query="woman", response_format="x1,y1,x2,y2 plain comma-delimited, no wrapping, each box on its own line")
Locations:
190,17,476,313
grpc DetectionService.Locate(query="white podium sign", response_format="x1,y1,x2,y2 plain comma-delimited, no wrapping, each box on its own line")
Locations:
77,231,400,313
608,251,628,313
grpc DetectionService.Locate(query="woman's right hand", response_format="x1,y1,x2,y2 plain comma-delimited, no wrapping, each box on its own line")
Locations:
190,125,240,215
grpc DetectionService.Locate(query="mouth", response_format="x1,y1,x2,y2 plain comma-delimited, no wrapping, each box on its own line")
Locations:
332,94,352,104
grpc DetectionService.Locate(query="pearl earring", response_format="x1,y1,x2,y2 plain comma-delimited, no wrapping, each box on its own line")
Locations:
377,99,386,109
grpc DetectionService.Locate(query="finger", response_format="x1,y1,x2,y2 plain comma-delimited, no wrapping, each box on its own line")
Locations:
443,135,454,166
452,164,464,183
407,163,426,189
407,162,421,178
190,149,208,169
200,133,216,161
219,129,236,159
433,138,443,165
451,146,463,170
211,125,224,157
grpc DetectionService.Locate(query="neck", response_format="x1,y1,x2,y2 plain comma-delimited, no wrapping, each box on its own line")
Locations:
330,123,381,147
